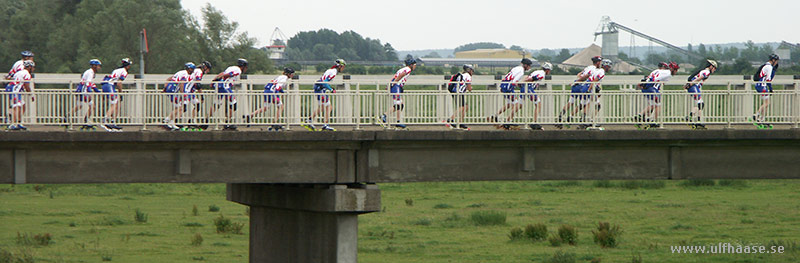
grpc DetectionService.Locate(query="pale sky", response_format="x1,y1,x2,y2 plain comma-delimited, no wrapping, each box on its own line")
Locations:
182,0,800,51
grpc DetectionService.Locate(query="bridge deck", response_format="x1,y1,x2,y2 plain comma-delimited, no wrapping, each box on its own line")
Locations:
2,130,800,184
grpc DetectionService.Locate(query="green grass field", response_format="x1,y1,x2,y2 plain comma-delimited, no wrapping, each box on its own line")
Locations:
1,180,799,262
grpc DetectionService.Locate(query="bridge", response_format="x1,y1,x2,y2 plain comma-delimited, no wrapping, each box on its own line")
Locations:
2,75,800,130
3,130,800,262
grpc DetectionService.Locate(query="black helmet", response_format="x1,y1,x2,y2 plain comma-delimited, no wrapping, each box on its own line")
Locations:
201,61,212,70
521,58,533,66
237,58,248,67
591,56,603,63
769,54,780,61
404,58,417,66
658,62,669,68
283,67,295,74
463,64,474,71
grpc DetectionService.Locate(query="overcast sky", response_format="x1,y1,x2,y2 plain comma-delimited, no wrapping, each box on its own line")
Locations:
182,0,800,51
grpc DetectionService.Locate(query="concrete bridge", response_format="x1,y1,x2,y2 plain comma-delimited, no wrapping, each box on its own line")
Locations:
2,130,800,262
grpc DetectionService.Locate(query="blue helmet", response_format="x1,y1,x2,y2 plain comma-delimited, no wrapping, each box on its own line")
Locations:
404,58,417,66
89,59,102,66
185,62,196,70
21,51,34,57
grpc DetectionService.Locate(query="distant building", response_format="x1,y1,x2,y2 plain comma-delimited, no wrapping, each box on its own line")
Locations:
455,48,529,59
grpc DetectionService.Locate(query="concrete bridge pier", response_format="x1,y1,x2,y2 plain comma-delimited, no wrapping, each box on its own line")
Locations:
227,183,381,263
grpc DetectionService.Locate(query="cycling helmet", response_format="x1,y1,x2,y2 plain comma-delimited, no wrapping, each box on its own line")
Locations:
463,64,474,71
21,51,34,57
542,62,553,70
404,58,417,66
591,56,603,63
335,59,347,66
707,59,718,68
237,58,249,67
768,54,780,61
201,61,212,70
121,58,133,67
284,67,295,74
521,58,533,66
601,59,613,68
668,61,680,71
23,60,35,68
185,62,196,70
89,59,102,66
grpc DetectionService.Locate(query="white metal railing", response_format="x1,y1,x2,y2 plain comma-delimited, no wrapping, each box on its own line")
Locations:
1,79,798,130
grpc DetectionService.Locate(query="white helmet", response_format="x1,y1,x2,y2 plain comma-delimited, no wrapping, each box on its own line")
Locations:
542,62,553,70
601,59,613,67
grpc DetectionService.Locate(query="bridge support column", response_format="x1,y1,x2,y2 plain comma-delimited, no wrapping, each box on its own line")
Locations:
227,183,380,263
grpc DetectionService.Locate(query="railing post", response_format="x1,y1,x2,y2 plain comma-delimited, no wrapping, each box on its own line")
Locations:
355,83,361,130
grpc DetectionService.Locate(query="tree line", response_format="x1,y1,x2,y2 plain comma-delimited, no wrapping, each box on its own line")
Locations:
284,29,397,62
0,0,271,74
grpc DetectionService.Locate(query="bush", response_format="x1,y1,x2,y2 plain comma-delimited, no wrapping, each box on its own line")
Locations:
469,211,506,226
546,250,576,263
0,247,34,263
548,234,562,247
433,203,453,209
134,209,148,223
630,254,643,263
411,218,432,226
593,222,623,248
192,205,199,216
619,180,665,189
593,180,614,188
404,199,413,206
33,233,52,246
184,222,204,227
718,179,748,188
558,225,578,245
213,215,244,234
191,233,203,246
524,223,548,241
680,179,715,187
208,205,220,212
508,227,524,241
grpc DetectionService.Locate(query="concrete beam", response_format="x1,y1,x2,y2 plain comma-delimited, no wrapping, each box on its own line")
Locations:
2,130,800,184
227,184,379,263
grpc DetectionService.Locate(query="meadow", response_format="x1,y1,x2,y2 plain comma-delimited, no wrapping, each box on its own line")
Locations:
1,180,799,262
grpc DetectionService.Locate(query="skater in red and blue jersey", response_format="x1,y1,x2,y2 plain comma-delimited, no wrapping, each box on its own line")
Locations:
490,58,533,129
556,56,602,129
380,58,416,130
304,59,345,131
522,62,552,130
99,58,132,131
6,61,34,130
753,54,779,129
4,51,34,122
68,59,102,130
246,67,294,131
209,58,247,130
163,63,196,130
635,61,678,129
684,59,717,129
185,61,212,129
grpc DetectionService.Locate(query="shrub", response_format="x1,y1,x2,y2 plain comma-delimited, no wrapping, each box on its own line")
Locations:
548,234,562,247
546,250,576,263
508,227,524,241
134,209,148,223
469,211,506,226
593,222,623,248
33,233,52,246
680,179,715,187
593,180,614,188
192,205,199,216
404,199,413,206
524,223,548,241
184,222,204,227
411,218,431,226
191,233,203,246
466,203,486,208
208,205,220,212
630,254,643,263
433,203,453,209
0,247,34,263
718,179,748,188
213,215,244,234
558,225,578,245
620,180,665,189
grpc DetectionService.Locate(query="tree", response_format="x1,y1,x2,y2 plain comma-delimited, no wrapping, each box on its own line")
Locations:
509,45,524,51
454,42,505,52
422,52,441,58
285,29,397,61
554,49,572,63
